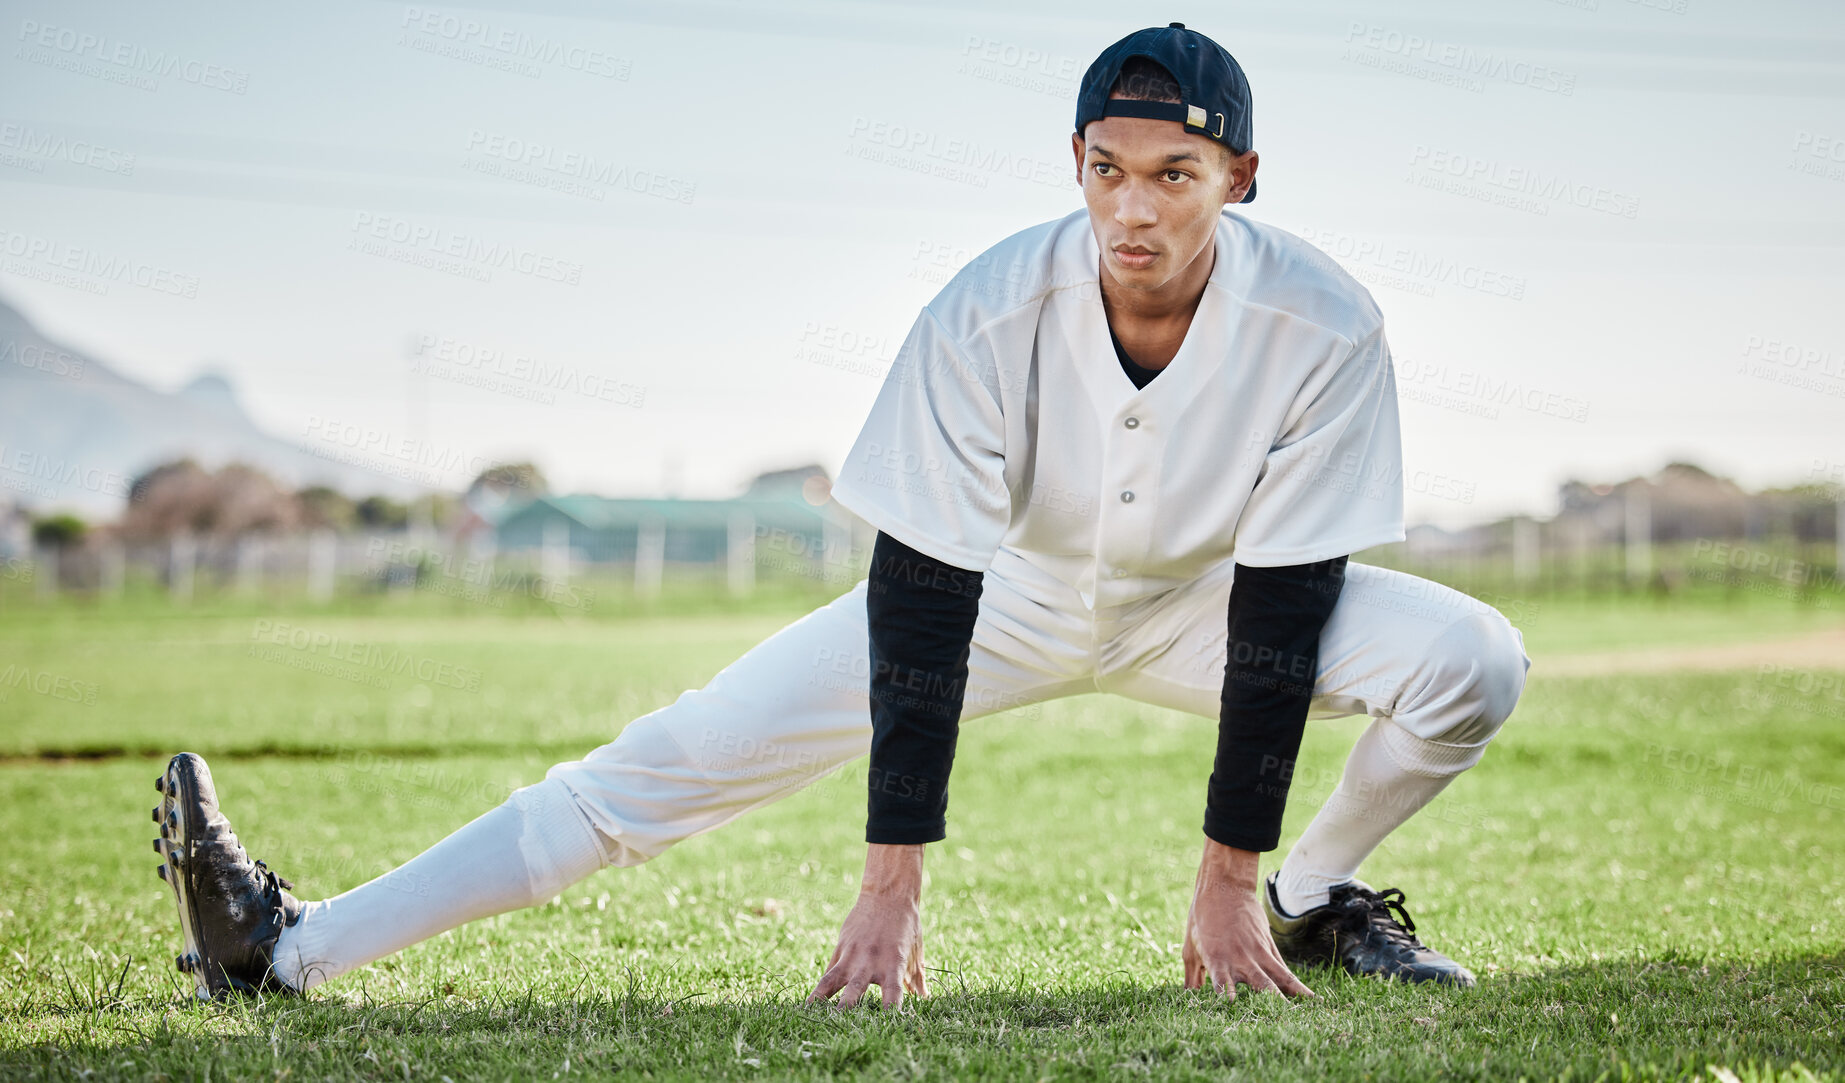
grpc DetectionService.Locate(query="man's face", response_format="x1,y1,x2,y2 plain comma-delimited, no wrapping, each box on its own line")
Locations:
1072,113,1257,298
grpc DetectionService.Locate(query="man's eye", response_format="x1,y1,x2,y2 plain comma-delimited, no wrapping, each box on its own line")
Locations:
1093,163,1116,176
1165,170,1189,182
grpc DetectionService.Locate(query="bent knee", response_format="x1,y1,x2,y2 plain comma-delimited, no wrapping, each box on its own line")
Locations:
1400,610,1531,746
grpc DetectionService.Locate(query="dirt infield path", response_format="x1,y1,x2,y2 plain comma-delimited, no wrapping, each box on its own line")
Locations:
1540,625,1845,677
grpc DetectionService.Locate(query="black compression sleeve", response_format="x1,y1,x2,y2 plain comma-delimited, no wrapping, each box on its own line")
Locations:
1203,556,1348,852
864,530,984,845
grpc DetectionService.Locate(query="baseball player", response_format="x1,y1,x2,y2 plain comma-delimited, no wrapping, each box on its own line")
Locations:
152,23,1529,1006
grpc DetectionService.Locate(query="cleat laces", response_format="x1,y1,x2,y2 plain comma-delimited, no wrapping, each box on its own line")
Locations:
1348,886,1427,949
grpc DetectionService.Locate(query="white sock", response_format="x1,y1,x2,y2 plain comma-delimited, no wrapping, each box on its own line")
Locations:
1273,717,1478,917
270,777,606,991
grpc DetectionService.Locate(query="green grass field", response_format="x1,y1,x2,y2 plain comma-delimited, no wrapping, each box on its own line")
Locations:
1,585,1841,1081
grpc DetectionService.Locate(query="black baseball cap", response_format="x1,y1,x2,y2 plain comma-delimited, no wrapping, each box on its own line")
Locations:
1074,22,1257,203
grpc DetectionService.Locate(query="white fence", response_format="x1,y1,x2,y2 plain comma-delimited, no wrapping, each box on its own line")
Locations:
13,519,877,603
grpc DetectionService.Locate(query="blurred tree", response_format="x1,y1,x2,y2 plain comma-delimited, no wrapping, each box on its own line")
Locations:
299,486,356,531
355,495,410,530
32,513,87,549
471,461,548,496
122,459,301,540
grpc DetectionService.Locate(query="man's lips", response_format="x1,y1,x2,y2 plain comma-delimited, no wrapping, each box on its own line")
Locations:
1113,246,1157,270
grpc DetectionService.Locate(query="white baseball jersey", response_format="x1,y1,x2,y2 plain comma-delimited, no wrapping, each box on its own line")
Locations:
830,207,1405,610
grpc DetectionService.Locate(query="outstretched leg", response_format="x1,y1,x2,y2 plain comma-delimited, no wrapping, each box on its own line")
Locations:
269,776,602,991
165,567,1093,994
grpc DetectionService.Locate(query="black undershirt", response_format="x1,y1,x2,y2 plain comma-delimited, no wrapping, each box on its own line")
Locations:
861,326,1349,850
1109,324,1167,389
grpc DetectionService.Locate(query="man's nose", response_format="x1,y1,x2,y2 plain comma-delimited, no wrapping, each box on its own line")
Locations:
1114,181,1157,229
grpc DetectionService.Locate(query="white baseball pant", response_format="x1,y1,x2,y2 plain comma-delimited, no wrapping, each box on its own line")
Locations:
273,546,1530,989
546,546,1531,866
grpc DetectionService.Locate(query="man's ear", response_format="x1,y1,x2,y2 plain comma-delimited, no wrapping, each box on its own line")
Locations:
1224,149,1258,205
1071,132,1085,188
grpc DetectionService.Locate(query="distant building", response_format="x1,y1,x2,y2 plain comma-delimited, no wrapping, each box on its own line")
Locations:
490,463,872,583
1392,462,1840,563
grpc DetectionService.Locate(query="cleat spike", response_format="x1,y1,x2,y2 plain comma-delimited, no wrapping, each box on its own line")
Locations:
167,809,178,828
168,850,184,867
157,864,168,881
152,805,161,823
157,776,166,793
153,838,164,854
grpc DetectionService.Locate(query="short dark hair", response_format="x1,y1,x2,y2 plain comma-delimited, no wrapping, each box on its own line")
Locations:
1103,57,1231,166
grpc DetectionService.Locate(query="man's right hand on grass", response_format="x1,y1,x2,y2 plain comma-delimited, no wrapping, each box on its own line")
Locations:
807,842,929,1010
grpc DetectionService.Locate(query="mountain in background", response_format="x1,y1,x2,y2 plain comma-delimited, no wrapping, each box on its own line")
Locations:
0,295,423,518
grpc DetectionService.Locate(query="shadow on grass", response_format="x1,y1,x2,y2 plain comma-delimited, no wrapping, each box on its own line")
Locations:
3,949,1840,1081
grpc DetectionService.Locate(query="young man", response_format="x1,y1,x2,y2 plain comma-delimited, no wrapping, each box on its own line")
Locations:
154,23,1528,1007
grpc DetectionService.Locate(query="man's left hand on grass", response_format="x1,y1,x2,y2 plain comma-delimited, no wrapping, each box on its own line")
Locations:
1183,839,1315,1000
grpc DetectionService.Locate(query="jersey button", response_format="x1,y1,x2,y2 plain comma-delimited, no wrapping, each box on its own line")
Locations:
1119,490,1135,503
1112,567,1128,579
1124,416,1140,429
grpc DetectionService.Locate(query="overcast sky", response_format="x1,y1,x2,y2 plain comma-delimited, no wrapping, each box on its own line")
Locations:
4,0,1842,526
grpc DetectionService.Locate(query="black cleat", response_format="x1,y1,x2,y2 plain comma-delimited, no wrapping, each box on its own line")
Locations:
153,752,303,1000
1263,873,1475,988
